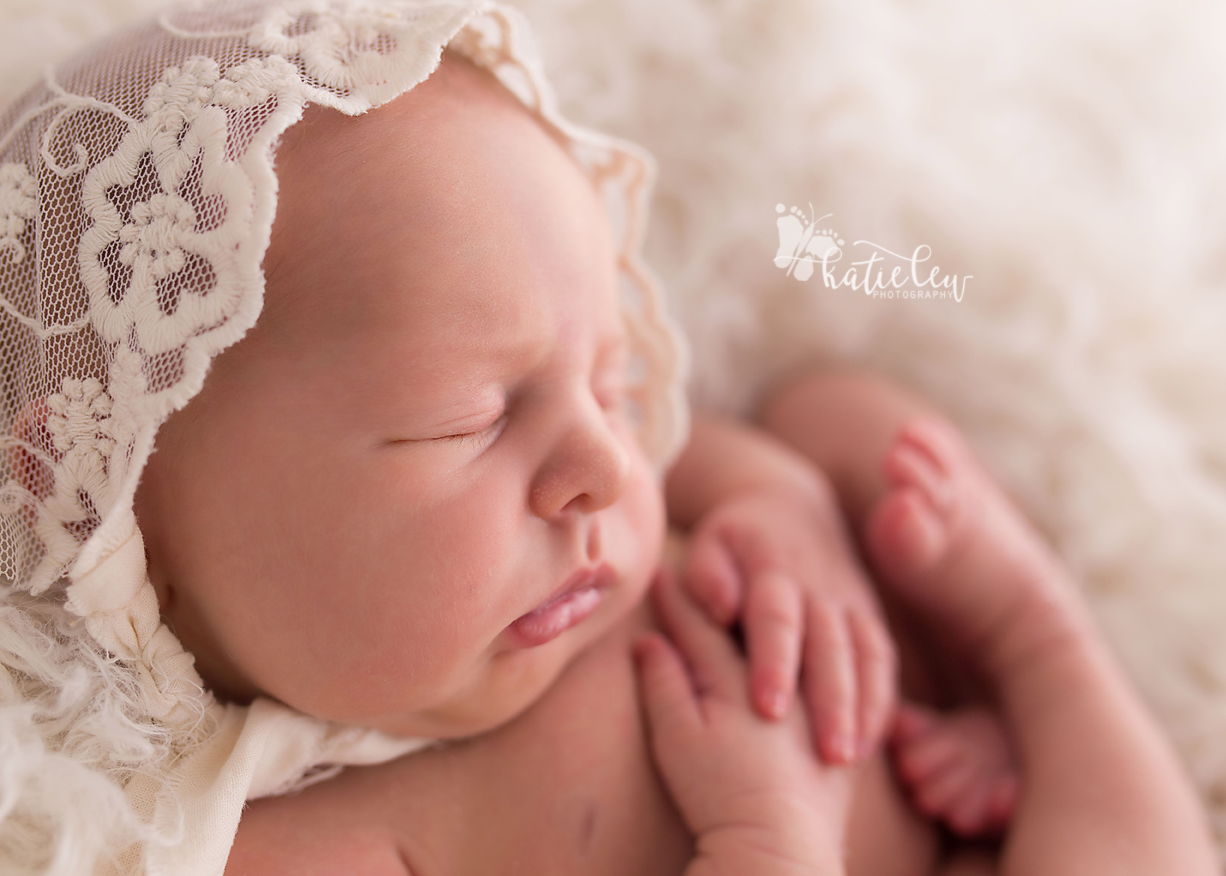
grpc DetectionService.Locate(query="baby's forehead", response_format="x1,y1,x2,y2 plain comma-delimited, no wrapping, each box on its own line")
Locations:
259,54,618,344
275,51,555,185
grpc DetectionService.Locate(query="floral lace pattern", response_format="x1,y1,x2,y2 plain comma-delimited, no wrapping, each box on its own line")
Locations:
118,193,198,282
28,379,118,593
78,55,250,365
0,163,36,265
250,1,408,90
213,55,299,108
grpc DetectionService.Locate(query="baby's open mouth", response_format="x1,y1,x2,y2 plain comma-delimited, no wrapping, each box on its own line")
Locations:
508,564,614,647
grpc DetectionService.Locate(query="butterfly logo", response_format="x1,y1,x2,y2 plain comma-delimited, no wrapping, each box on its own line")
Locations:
774,203,842,281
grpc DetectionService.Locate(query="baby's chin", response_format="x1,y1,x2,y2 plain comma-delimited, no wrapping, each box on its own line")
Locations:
369,587,646,740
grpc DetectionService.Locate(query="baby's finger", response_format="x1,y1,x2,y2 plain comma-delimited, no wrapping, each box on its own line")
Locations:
652,569,747,706
633,632,701,739
684,530,744,626
803,604,857,764
851,609,898,759
743,569,802,721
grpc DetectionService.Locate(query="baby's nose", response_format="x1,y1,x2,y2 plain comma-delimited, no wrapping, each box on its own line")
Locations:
529,409,632,519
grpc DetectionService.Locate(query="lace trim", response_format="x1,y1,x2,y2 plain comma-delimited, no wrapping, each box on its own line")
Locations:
0,162,36,264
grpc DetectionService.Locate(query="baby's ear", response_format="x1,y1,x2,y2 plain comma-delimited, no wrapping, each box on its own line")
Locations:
9,397,56,503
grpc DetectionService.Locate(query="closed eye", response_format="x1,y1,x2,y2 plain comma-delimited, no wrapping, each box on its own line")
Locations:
437,414,507,449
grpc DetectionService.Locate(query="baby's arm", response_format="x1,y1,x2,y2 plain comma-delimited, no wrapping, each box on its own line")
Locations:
634,570,851,876
666,415,896,764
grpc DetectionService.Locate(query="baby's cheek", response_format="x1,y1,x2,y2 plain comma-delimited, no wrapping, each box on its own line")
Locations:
622,463,667,585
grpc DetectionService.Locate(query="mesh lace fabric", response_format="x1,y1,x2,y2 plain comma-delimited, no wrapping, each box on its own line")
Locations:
0,1,688,872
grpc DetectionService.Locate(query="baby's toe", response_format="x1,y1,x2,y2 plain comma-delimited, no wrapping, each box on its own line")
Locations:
912,760,976,818
985,774,1019,826
880,419,962,512
866,486,947,574
946,779,998,838
893,726,961,785
864,416,1071,672
889,704,1022,838
891,701,938,744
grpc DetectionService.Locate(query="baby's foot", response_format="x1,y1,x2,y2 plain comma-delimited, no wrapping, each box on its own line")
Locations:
863,417,1081,681
890,702,1018,838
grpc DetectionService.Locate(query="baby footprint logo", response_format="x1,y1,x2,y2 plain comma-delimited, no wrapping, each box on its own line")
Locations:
774,203,842,281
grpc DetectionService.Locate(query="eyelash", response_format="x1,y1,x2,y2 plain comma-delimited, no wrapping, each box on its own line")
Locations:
432,356,626,447
439,414,507,448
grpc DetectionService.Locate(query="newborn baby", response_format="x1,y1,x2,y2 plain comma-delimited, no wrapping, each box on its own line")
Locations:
135,47,1212,876
168,50,913,874
0,2,1217,874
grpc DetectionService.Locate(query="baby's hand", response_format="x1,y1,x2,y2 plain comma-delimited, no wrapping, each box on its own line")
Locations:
683,482,896,764
634,571,851,876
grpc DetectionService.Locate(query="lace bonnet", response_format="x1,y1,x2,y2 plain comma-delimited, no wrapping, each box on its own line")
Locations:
0,1,688,873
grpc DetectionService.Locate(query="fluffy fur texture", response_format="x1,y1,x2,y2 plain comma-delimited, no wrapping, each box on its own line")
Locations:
6,0,1226,866
0,595,194,875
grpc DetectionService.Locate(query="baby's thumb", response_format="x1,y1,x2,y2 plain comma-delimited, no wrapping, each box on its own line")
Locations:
633,632,701,743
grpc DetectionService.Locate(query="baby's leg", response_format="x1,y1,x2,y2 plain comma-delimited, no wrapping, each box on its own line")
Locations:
758,371,929,526
763,371,1219,875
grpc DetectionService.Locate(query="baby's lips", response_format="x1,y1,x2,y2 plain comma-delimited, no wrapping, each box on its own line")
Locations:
508,564,614,647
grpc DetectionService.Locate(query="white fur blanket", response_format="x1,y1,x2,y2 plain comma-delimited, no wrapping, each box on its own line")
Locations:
7,0,1226,864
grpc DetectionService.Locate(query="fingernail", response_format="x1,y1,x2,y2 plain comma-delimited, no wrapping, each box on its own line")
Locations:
761,688,788,720
829,733,855,764
840,737,856,763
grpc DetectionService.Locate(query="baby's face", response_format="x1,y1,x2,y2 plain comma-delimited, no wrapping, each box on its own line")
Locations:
134,57,665,738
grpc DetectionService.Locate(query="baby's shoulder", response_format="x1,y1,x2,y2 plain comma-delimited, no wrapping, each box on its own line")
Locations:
225,774,416,876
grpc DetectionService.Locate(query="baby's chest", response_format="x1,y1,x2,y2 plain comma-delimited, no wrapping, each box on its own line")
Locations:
400,611,694,876
229,610,692,876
